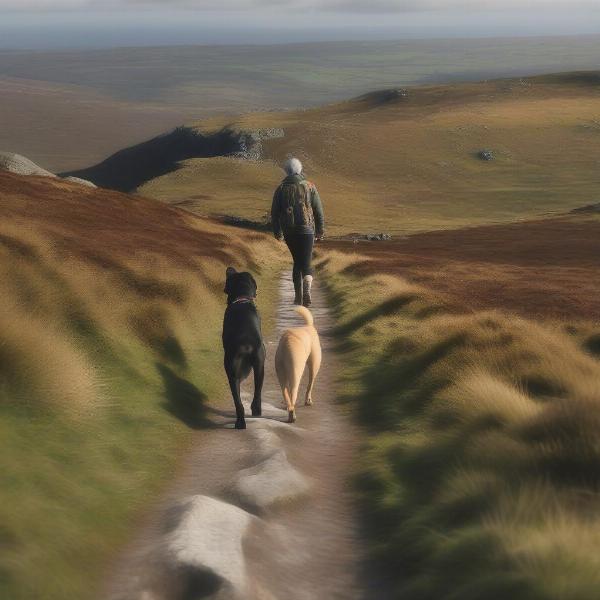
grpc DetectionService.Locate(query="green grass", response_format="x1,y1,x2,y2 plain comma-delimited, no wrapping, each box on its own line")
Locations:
0,174,284,599
0,267,281,599
319,252,600,599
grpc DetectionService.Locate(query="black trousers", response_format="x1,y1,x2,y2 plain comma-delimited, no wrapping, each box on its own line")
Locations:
285,233,314,280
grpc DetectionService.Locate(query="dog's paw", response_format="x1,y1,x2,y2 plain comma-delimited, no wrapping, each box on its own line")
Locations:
235,420,247,430
287,410,297,424
251,402,262,417
305,398,313,406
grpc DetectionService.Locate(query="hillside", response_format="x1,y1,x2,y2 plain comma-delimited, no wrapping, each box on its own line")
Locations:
327,213,600,321
0,171,282,600
3,36,600,172
72,71,600,236
319,239,600,599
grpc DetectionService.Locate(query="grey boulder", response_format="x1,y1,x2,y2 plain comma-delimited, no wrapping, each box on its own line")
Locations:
478,149,495,161
0,152,55,178
63,176,97,188
232,450,311,512
165,495,255,598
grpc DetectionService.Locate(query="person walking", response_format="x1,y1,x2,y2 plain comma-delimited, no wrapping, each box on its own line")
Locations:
271,158,325,307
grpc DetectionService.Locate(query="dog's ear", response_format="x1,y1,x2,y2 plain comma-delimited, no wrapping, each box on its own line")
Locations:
224,267,237,295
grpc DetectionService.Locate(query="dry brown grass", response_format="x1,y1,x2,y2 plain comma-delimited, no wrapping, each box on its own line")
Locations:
0,297,100,414
142,74,600,235
0,171,283,600
327,214,600,321
320,249,600,599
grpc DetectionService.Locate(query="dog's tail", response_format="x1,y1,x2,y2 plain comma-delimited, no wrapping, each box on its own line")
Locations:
294,306,314,327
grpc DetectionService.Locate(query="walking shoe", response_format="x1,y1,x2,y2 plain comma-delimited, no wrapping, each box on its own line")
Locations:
293,272,303,305
302,275,313,307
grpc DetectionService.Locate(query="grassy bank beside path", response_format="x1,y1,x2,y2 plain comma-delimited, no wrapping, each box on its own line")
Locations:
320,249,600,600
0,172,283,600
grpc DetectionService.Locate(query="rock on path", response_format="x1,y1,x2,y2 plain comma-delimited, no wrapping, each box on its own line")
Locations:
232,449,311,512
101,273,367,600
165,495,255,599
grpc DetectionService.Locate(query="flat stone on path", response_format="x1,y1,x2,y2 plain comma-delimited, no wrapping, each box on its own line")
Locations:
165,495,255,598
232,449,311,512
100,273,366,600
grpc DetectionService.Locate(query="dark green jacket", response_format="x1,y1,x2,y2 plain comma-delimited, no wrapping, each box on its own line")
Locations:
271,174,325,238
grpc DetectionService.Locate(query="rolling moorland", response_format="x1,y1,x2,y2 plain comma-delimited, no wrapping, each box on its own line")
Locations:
319,239,600,598
0,171,283,599
2,35,600,171
71,71,600,235
66,70,600,598
3,67,600,599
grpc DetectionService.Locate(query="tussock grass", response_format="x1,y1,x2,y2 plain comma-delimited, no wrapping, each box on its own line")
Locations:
320,251,600,599
0,172,284,600
0,298,100,414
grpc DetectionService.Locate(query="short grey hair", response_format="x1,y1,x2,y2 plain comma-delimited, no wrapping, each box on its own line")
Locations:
284,157,303,176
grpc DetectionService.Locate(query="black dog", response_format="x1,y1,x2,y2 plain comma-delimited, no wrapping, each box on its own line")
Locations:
222,267,265,429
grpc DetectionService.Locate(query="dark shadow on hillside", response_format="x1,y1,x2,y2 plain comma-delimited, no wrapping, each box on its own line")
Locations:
333,295,417,337
159,336,187,369
584,333,600,357
80,250,187,302
61,126,248,192
157,363,215,429
218,214,272,232
356,333,468,430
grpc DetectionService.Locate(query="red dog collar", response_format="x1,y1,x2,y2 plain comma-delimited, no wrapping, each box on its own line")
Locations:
231,296,255,305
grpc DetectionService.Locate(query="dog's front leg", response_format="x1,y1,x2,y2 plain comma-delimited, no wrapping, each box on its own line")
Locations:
226,366,246,429
251,350,265,417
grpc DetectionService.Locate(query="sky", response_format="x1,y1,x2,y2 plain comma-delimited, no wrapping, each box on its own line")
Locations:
0,0,599,48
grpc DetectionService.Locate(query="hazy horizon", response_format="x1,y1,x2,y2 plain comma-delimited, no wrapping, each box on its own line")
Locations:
1,5,599,50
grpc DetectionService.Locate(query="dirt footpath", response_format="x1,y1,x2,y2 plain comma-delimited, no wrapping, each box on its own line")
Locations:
102,272,371,600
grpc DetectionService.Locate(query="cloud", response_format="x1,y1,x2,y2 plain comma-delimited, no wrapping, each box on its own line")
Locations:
1,0,599,11
0,0,88,7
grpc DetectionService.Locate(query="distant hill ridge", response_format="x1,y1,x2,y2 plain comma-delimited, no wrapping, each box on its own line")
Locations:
62,126,284,193
61,71,600,236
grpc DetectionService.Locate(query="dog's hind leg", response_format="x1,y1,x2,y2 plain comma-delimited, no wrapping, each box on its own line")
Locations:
305,345,322,406
288,375,302,423
225,363,246,429
281,386,296,423
251,347,265,417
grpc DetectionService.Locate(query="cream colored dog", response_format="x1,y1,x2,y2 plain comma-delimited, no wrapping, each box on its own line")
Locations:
275,306,322,423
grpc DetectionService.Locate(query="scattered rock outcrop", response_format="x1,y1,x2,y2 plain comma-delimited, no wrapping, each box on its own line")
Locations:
348,233,392,242
63,176,97,188
165,495,255,599
0,152,56,178
232,128,285,160
222,213,271,231
360,88,409,106
0,152,98,188
571,203,600,214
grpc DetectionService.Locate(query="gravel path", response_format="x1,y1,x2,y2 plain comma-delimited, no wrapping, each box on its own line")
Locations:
101,272,368,600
